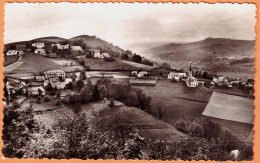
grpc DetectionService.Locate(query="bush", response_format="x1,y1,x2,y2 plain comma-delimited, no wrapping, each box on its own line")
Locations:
44,96,50,102
79,60,85,66
108,98,115,107
37,97,42,104
50,90,56,96
84,65,90,71
56,101,61,106
132,55,142,63
104,57,116,62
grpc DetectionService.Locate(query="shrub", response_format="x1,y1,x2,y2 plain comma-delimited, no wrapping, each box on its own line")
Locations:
44,96,50,102
50,90,56,96
79,60,85,66
104,57,116,62
108,98,115,107
56,101,61,106
37,97,42,104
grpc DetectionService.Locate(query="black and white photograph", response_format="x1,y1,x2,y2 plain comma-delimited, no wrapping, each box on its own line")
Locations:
2,2,256,161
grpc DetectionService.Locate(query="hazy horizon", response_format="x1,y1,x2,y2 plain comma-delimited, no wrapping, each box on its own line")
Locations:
4,3,256,48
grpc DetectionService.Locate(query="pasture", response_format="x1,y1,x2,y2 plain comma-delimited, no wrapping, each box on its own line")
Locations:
80,58,153,71
4,55,20,67
135,80,213,126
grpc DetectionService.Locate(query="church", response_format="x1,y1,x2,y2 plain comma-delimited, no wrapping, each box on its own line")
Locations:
186,62,199,87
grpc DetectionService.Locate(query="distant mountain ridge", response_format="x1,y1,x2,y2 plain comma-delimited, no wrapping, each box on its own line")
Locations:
147,37,255,61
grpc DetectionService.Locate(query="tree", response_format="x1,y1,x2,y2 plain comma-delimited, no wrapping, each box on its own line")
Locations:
80,70,87,80
76,79,84,91
109,98,115,107
202,72,208,79
162,62,171,69
121,53,129,60
132,55,142,63
71,72,77,82
3,77,9,105
65,82,73,90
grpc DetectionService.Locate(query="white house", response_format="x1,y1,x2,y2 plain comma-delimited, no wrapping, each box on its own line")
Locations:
168,72,187,81
137,71,148,78
35,76,45,82
51,82,66,90
27,86,46,96
35,49,45,55
32,43,44,49
71,46,83,51
52,44,70,50
6,50,23,56
44,70,66,79
93,50,102,58
59,44,70,49
131,71,138,76
102,53,110,58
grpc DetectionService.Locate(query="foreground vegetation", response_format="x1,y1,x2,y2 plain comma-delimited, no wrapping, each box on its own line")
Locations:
3,100,253,160
2,78,253,160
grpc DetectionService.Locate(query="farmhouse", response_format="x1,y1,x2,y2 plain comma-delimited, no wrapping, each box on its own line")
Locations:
90,50,102,58
60,44,70,49
27,86,46,96
71,46,83,51
137,71,148,78
35,76,45,82
168,72,187,81
51,44,60,48
44,70,66,79
186,63,198,87
131,71,138,76
50,82,66,90
35,49,45,55
6,50,23,56
52,44,70,50
32,43,44,49
230,78,242,85
102,53,110,58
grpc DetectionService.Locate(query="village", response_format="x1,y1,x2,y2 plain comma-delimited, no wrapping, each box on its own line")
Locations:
3,39,255,161
4,41,255,100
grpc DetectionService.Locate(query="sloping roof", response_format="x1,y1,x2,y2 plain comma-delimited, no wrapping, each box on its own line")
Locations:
202,92,254,124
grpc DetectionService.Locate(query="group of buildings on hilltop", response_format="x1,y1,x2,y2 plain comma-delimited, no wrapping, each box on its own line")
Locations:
5,42,111,59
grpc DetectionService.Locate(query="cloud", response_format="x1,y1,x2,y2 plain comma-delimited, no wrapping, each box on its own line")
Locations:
4,3,256,46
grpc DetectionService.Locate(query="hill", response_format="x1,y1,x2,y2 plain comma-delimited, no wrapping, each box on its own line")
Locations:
4,35,126,57
69,35,125,55
123,42,171,54
147,37,255,61
81,100,187,141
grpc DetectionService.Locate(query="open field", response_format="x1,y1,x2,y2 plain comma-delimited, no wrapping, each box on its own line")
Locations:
4,62,23,72
48,59,77,66
134,80,213,125
202,92,254,124
4,55,20,67
4,53,62,74
4,53,85,74
80,58,153,71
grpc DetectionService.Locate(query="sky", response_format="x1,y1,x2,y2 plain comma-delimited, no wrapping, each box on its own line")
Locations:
4,2,256,48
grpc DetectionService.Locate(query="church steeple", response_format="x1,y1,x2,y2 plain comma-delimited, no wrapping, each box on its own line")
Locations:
188,62,192,77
